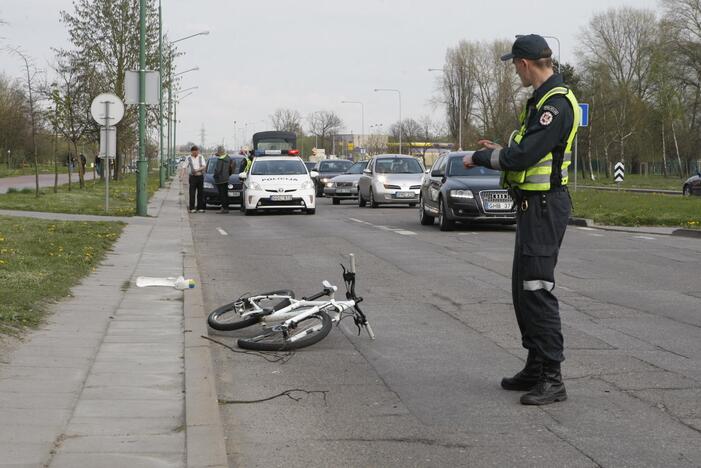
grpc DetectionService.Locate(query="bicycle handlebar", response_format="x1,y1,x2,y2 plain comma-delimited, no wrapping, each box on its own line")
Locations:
302,288,333,301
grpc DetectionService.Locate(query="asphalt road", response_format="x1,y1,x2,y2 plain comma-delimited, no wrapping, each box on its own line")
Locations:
191,196,701,468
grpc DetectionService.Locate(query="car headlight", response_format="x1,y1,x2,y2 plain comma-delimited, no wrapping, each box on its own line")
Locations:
450,189,474,199
320,177,330,184
204,182,214,189
300,179,314,190
377,175,387,183
249,181,263,191
353,181,359,187
326,182,334,188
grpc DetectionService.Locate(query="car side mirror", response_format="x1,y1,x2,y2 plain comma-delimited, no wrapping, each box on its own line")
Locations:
310,170,319,178
363,168,372,175
238,172,248,180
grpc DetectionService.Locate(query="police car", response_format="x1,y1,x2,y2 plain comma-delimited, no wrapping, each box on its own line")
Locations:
239,156,318,215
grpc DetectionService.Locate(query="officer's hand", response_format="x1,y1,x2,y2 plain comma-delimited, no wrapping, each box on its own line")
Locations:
477,139,503,151
462,154,475,168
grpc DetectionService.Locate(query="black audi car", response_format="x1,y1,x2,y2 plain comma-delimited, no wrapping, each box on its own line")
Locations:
312,159,354,196
419,151,516,231
203,156,247,207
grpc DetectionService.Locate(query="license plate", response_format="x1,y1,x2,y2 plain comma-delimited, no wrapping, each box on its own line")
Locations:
337,188,351,193
396,191,415,198
486,202,512,210
270,195,292,201
228,191,240,197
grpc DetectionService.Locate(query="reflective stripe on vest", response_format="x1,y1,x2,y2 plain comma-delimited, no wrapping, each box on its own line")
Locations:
504,86,580,191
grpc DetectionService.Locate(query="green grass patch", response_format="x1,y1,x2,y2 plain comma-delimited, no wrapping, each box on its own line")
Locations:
0,216,124,334
0,171,161,216
575,173,685,191
571,189,701,228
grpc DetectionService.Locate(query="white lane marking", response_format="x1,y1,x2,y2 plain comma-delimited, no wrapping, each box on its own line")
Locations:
577,227,597,231
376,225,398,231
589,233,604,237
396,230,417,236
633,235,656,240
216,227,228,236
348,217,364,223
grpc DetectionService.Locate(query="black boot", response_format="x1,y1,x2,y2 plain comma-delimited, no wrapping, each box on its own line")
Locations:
520,361,567,405
501,351,542,391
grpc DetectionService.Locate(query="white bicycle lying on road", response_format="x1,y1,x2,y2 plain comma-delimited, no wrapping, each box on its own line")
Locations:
207,254,375,350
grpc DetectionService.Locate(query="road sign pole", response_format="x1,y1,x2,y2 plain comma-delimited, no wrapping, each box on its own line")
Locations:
158,0,165,188
574,135,578,192
136,0,148,216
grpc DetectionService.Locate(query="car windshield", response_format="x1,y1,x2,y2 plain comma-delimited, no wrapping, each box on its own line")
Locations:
256,139,293,151
304,162,316,171
318,160,353,172
448,158,500,177
251,159,307,175
346,161,367,174
375,158,422,174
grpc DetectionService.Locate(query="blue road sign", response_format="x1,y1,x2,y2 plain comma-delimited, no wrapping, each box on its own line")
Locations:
579,103,589,127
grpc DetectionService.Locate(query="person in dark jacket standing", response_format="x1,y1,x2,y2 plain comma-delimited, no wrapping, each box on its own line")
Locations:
187,145,206,213
213,145,233,213
463,34,580,406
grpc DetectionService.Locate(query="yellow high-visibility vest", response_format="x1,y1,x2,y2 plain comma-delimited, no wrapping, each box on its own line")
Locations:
504,86,580,191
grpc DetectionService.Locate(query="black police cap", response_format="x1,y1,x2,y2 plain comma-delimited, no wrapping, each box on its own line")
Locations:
501,34,552,61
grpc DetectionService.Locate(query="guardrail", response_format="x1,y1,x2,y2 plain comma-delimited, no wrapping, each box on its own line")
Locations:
576,185,680,195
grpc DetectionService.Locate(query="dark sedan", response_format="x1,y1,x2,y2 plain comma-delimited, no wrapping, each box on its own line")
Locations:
312,159,354,196
203,156,246,207
419,151,516,231
682,171,701,196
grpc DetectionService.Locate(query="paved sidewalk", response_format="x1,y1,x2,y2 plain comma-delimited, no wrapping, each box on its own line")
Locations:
0,172,97,194
0,178,226,467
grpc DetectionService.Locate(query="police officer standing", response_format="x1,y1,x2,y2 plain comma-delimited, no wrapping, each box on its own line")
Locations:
463,34,580,405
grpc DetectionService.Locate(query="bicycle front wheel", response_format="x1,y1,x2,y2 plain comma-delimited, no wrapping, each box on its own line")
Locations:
237,311,332,351
207,289,295,331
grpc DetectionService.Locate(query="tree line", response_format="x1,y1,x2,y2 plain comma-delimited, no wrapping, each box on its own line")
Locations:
437,1,701,178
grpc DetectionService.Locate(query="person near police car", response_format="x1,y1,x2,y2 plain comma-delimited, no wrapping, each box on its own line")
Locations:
186,145,206,213
463,34,579,406
213,145,234,213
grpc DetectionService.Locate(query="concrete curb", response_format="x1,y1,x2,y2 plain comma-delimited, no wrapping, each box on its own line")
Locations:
181,178,229,468
569,217,701,238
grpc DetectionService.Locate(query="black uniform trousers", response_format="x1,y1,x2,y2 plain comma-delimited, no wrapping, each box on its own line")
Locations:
511,187,570,363
216,183,229,210
188,174,204,210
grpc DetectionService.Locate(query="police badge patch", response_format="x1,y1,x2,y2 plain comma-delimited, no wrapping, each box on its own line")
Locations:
539,111,554,126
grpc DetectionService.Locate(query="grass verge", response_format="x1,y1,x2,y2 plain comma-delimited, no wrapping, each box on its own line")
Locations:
0,171,161,216
571,190,701,228
574,174,686,191
0,216,124,334
0,165,69,178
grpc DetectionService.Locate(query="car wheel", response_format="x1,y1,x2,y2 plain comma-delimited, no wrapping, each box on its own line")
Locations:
438,197,454,231
332,198,340,205
244,208,256,216
683,185,692,196
306,208,316,215
358,191,367,207
419,197,435,225
369,189,378,208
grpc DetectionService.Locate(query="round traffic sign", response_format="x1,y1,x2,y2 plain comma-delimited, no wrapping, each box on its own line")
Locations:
90,93,125,126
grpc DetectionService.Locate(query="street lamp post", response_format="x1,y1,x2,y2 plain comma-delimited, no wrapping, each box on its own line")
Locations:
137,0,147,215
341,100,364,154
164,31,208,176
374,89,402,154
167,67,198,176
429,67,464,150
158,0,164,188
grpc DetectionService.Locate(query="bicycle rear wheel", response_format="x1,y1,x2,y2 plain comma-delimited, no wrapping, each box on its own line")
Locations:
237,310,332,351
207,289,295,331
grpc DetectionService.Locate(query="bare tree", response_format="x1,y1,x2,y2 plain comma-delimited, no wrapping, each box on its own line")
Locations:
0,74,29,170
270,108,303,134
47,56,93,190
9,48,41,196
307,110,343,151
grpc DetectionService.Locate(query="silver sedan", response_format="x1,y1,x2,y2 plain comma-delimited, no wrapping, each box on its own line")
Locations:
323,161,369,205
357,155,424,208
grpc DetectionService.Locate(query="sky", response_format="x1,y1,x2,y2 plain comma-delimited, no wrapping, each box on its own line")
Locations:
1,0,660,150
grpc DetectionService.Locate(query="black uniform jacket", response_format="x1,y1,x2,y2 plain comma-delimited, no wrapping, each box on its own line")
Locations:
472,74,575,181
